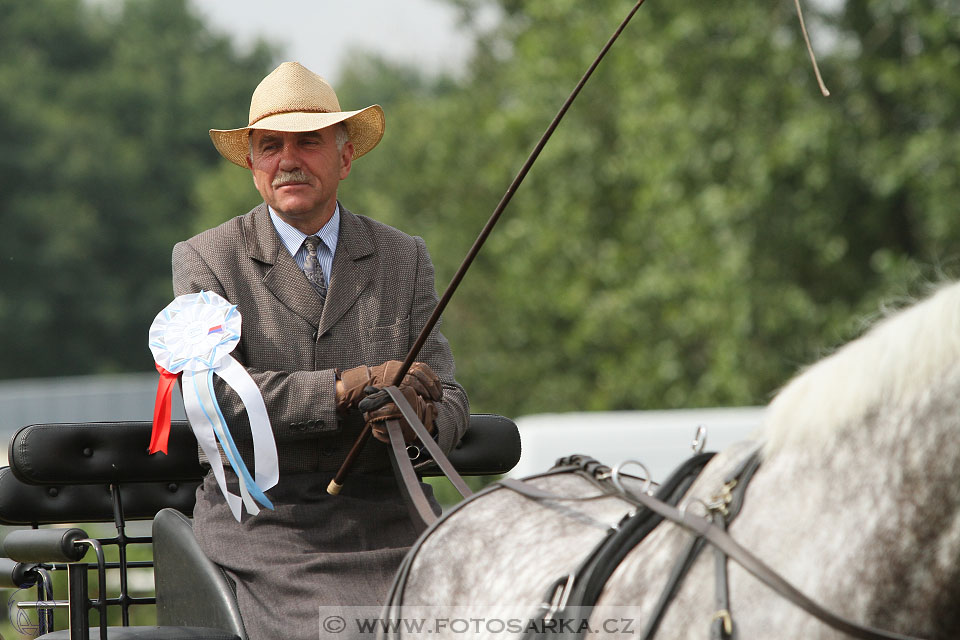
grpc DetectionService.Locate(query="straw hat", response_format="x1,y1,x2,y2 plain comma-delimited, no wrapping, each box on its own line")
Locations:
209,62,385,167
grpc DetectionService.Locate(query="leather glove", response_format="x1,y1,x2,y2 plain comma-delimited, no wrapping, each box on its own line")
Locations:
360,386,438,444
336,360,442,413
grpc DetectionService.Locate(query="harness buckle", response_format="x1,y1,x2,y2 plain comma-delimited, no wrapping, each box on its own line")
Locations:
706,479,737,518
540,574,574,621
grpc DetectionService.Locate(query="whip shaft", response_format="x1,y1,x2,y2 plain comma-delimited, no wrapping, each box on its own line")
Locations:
329,0,648,494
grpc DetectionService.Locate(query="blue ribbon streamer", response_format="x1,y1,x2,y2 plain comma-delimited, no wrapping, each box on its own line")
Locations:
191,369,274,510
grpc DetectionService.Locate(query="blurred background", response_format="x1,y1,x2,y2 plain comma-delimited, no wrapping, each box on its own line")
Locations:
1,0,958,436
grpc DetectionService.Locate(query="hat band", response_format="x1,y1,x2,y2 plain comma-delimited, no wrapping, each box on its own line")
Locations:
249,107,334,126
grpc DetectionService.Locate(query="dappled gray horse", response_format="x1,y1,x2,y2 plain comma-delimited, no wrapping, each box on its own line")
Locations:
385,281,960,639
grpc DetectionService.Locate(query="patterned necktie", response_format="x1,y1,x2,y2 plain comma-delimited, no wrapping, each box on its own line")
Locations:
302,235,328,303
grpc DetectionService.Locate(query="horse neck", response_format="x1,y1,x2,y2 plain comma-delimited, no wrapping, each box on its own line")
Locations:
745,362,960,634
763,282,960,458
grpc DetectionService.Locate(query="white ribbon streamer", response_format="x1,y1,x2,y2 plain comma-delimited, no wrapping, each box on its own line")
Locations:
149,291,278,521
215,357,279,491
183,369,252,520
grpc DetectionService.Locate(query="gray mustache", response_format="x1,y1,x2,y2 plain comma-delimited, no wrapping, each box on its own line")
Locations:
273,170,311,187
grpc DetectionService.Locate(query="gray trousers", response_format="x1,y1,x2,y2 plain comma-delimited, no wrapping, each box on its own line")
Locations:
193,469,436,640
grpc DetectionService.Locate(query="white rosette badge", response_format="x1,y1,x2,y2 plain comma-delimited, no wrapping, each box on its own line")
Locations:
149,291,278,521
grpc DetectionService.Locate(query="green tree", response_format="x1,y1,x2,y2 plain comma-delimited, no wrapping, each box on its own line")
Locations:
3,0,958,423
339,0,960,417
0,0,271,378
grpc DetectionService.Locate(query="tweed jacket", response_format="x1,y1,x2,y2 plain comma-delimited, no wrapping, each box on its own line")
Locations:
172,202,469,475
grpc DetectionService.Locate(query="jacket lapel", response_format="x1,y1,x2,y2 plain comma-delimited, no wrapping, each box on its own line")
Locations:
318,205,375,336
245,204,325,328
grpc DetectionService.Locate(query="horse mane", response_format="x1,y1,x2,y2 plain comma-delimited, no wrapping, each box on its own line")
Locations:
762,280,960,458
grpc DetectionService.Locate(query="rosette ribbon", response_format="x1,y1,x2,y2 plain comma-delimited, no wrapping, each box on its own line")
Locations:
149,291,278,521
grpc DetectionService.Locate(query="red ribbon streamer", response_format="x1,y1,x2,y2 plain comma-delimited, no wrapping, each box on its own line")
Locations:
150,364,180,454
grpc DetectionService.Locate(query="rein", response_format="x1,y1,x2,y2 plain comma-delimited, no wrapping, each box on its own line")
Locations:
381,442,931,640
380,385,475,530
503,454,716,640
381,457,619,618
503,451,927,640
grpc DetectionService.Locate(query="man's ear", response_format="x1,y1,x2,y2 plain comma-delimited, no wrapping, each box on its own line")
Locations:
339,141,355,180
247,155,259,189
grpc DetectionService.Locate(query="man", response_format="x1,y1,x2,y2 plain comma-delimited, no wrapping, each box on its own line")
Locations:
172,61,469,640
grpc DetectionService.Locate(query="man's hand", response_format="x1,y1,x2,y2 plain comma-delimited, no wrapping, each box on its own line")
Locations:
336,360,442,413
360,386,438,443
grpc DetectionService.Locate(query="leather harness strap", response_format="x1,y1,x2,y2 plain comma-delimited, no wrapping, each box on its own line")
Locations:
555,452,716,615
708,448,763,640
621,474,925,640
383,385,474,530
385,418,438,530
383,431,927,640
638,448,761,640
504,450,926,640
503,453,716,640
710,517,734,640
638,534,708,640
385,386,474,497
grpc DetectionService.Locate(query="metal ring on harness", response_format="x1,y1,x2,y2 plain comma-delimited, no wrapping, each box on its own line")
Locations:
676,496,714,521
609,459,653,496
691,425,707,454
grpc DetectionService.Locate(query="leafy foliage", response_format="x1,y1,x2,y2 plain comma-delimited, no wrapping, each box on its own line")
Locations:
339,0,960,416
2,0,958,424
0,0,271,377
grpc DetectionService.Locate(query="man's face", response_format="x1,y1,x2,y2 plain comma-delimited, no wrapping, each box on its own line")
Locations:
247,127,354,232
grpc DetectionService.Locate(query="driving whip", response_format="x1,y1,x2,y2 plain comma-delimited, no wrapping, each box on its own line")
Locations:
327,0,650,495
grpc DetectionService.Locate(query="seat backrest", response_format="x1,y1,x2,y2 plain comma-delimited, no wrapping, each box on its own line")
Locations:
1,415,521,525
2,421,203,526
8,421,204,484
0,466,199,526
0,416,520,637
0,421,208,633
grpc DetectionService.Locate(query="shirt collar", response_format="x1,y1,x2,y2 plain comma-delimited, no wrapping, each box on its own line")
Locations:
268,203,341,257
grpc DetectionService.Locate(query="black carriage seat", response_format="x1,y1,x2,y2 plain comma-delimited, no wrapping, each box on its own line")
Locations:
152,508,246,635
0,415,520,640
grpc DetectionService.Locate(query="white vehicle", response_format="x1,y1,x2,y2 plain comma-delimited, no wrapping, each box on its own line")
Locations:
508,407,765,482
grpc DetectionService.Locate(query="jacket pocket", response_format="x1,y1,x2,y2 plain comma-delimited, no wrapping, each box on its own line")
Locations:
361,317,410,362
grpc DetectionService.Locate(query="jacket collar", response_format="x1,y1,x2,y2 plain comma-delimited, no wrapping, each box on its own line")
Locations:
243,202,375,332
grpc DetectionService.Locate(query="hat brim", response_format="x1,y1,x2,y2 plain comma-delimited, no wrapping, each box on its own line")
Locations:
209,104,384,167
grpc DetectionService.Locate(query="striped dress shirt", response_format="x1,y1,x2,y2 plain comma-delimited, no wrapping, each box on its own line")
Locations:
268,204,339,287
